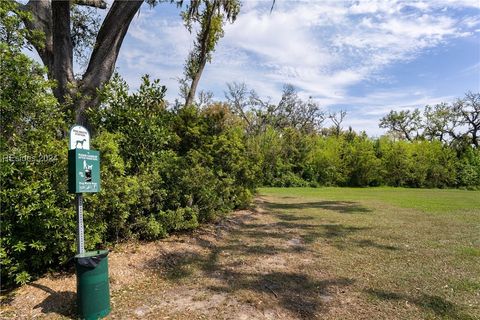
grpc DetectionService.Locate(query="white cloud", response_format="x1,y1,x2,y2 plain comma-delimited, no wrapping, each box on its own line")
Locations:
112,0,479,134
461,62,480,75
207,0,477,102
348,0,403,15
222,8,335,69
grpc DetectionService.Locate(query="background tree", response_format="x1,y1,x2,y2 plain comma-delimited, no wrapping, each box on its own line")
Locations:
182,0,240,107
454,92,480,148
196,90,214,108
423,102,459,143
225,83,325,134
224,81,276,134
381,92,479,148
379,109,422,141
275,84,325,133
328,110,347,136
224,82,252,129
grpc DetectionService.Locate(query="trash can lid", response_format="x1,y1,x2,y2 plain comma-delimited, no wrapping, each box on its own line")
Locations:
74,249,109,259
74,250,109,268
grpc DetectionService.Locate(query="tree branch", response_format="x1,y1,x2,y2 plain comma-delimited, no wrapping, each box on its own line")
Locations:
77,0,143,123
75,0,107,9
21,0,54,71
52,0,75,102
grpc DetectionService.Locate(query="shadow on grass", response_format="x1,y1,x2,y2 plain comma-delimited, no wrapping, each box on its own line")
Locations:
322,224,367,238
151,246,225,281
366,289,475,320
221,213,394,254
209,271,354,319
146,213,358,319
354,240,399,251
150,246,354,318
277,213,315,221
220,243,306,255
263,200,372,214
29,283,76,319
237,220,370,243
145,207,400,318
260,203,398,252
150,241,310,282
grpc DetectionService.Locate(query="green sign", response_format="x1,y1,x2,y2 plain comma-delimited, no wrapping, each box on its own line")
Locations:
68,149,101,193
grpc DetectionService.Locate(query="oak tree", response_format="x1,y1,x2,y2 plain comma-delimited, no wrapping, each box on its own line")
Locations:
8,0,238,127
379,109,422,141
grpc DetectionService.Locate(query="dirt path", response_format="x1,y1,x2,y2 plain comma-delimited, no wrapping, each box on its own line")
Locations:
1,201,357,320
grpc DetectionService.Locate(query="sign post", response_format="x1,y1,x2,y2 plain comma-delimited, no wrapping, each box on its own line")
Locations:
76,194,85,254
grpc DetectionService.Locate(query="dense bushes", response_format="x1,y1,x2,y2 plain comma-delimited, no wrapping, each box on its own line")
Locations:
1,42,75,285
1,63,256,287
253,130,478,188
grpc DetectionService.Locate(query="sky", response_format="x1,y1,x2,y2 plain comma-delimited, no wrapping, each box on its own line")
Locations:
29,0,480,136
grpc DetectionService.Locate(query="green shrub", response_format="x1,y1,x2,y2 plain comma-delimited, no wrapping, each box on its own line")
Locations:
0,42,74,286
456,147,480,188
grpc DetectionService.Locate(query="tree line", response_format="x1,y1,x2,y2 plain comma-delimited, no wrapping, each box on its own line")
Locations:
219,82,479,188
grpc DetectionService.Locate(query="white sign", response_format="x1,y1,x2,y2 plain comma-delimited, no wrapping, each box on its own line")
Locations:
69,125,90,150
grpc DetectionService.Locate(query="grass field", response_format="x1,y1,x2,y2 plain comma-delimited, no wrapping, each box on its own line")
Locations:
4,187,480,319
256,187,480,319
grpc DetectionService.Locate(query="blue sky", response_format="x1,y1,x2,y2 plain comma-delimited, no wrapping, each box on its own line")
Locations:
29,0,480,135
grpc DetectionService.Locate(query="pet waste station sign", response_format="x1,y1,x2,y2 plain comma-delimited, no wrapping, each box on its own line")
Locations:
68,124,101,253
68,149,100,193
70,125,90,149
68,125,99,193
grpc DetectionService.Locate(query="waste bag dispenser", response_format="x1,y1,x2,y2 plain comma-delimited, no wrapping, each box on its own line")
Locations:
75,250,110,319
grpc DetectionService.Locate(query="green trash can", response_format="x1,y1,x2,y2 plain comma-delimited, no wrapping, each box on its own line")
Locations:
75,250,110,320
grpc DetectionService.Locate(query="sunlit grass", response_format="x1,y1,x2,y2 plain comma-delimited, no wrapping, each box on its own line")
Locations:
260,187,480,213
258,187,480,319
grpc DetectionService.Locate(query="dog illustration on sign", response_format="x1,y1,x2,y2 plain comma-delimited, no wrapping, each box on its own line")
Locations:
83,160,93,182
76,139,87,149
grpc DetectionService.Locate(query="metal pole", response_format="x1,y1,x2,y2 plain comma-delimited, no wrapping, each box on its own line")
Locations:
76,193,85,254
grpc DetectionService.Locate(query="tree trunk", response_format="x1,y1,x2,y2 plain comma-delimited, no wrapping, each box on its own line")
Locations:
184,59,207,107
184,1,217,107
19,0,143,128
75,0,143,127
20,0,54,74
52,0,75,104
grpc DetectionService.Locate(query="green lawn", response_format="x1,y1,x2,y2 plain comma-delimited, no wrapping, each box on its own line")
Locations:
258,187,480,319
260,187,480,213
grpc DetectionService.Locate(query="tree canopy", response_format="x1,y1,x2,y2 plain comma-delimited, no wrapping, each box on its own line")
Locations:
5,0,240,127
379,92,480,149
